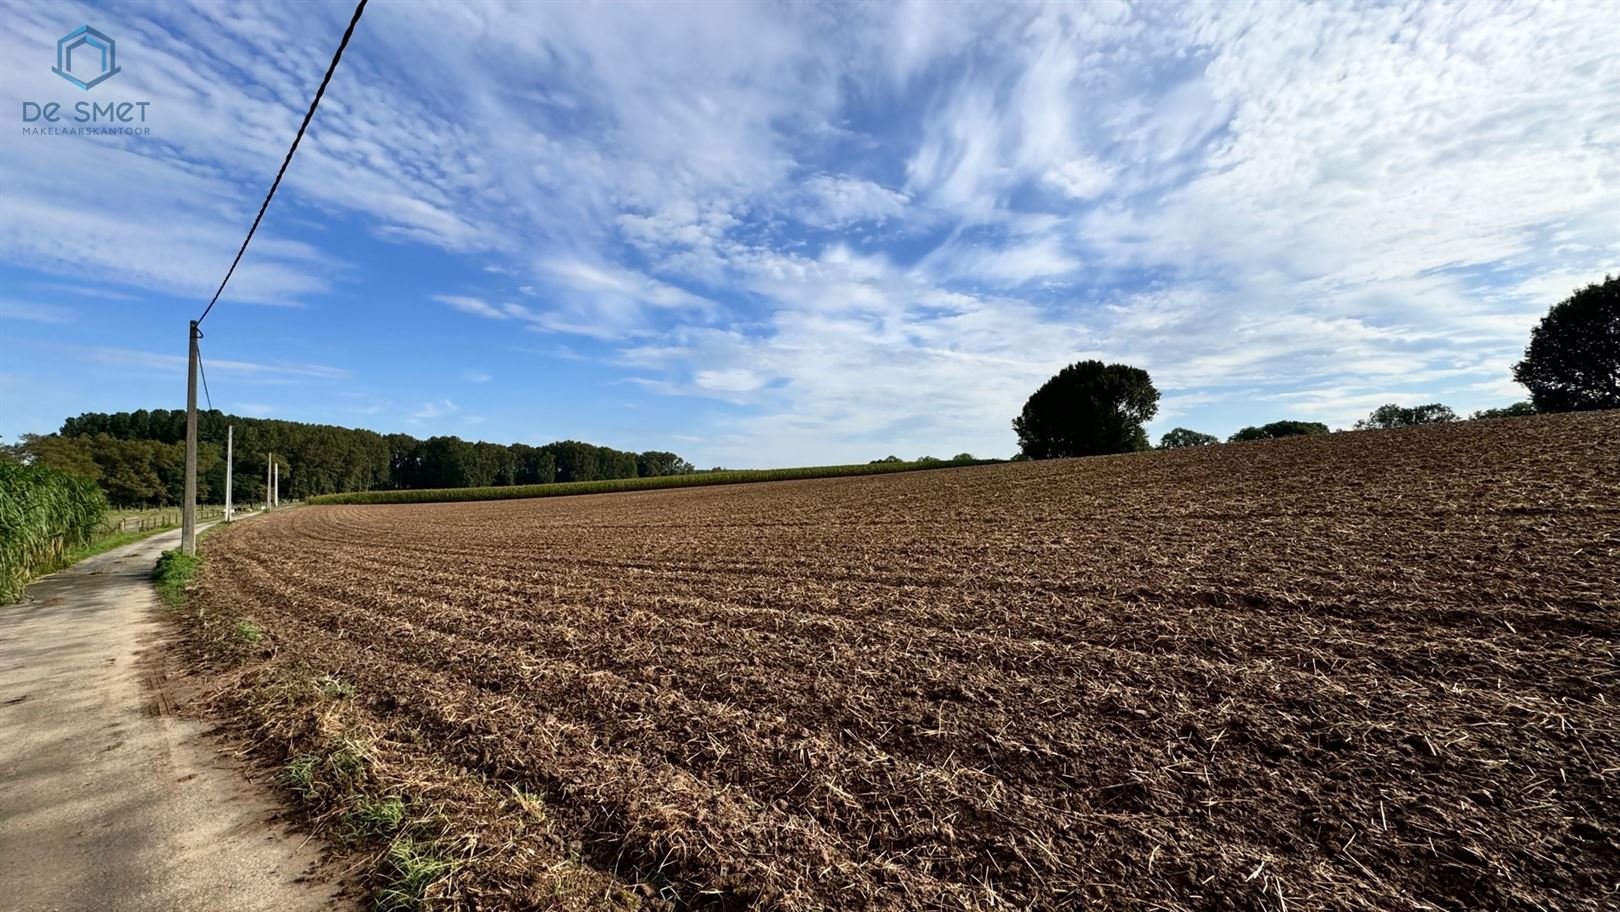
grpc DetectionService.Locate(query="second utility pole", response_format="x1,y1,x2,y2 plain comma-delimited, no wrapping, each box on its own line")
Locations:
224,424,233,522
180,320,200,555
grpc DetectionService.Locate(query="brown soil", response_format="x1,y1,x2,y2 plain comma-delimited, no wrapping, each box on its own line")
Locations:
180,411,1620,911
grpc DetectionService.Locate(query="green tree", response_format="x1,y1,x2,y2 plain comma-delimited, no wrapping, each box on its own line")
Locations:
46,409,680,500
1353,403,1458,430
12,433,102,480
1513,275,1619,412
951,452,974,461
1471,401,1536,420
1014,360,1158,458
637,451,695,477
1228,421,1330,442
1158,428,1218,449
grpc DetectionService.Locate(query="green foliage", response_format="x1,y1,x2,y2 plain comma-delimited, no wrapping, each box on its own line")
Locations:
307,457,996,505
637,450,695,477
1158,427,1219,449
951,452,974,461
1471,401,1537,420
45,409,688,504
279,739,372,804
1228,421,1331,442
234,620,265,644
0,462,109,602
377,838,454,912
345,795,407,838
1353,403,1458,430
151,549,202,606
1513,275,1620,412
870,455,904,464
281,754,322,802
1013,360,1159,458
11,432,219,507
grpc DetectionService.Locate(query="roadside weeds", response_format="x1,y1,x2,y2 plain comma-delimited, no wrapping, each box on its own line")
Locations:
153,542,471,912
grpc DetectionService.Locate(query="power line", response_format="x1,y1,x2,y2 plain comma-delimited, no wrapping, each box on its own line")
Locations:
196,0,368,325
197,345,213,411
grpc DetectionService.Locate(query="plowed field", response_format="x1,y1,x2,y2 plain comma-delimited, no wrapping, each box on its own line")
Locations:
186,412,1620,911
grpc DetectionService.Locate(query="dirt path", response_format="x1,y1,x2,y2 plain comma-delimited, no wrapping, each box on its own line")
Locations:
0,527,351,912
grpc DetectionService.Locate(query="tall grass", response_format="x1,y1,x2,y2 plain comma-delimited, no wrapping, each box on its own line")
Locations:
307,457,1001,506
0,462,109,602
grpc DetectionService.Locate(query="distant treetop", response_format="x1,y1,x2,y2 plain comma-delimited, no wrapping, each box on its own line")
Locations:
1470,402,1536,420
1353,403,1458,431
1158,428,1218,449
1228,421,1330,443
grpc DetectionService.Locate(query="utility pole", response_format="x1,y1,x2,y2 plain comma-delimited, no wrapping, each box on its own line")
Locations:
266,453,273,512
181,321,200,555
273,461,280,509
224,425,233,522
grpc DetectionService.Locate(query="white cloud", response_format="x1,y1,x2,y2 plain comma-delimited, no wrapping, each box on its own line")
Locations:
408,398,458,422
800,176,910,228
435,295,508,320
462,369,492,383
1044,158,1117,201
2,0,1612,460
0,299,73,323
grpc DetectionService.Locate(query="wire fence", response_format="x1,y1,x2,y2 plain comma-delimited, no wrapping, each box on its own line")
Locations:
98,505,227,537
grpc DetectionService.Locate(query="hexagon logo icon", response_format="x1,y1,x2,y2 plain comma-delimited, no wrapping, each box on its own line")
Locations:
52,25,121,90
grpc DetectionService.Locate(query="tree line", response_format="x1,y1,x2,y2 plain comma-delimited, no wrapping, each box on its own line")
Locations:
3,409,694,507
1016,276,1617,457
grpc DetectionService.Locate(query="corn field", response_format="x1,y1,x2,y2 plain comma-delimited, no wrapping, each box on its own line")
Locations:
305,458,999,505
0,462,109,602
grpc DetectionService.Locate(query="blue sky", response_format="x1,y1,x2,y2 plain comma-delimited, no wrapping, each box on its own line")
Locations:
1,0,1615,467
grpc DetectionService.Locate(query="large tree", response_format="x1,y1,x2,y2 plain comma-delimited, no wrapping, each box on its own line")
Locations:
1513,275,1620,412
1014,361,1159,458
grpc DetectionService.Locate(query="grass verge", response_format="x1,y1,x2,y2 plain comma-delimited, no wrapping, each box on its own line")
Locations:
151,549,202,607
160,546,461,908
308,457,1000,505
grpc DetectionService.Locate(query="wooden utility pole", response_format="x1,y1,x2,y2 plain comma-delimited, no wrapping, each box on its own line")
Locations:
181,321,200,555
266,453,273,512
224,425,233,522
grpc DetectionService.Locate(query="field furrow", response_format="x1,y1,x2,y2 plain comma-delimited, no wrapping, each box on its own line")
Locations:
184,412,1620,910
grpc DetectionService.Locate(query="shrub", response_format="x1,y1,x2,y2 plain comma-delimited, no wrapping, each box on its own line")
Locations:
0,462,108,601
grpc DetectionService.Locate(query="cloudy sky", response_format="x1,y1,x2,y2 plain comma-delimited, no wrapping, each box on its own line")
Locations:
1,0,1614,466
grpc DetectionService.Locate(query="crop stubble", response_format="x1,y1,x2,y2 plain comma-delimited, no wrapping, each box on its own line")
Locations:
187,412,1619,910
